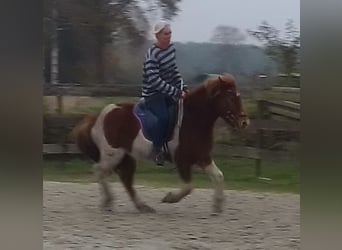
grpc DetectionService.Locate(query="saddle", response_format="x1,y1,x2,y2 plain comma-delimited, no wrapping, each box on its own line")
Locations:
133,98,183,162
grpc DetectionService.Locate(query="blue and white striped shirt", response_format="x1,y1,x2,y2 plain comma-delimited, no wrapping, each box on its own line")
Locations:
142,43,183,98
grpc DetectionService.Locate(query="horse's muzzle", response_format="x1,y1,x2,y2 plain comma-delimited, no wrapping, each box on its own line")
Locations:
239,116,250,129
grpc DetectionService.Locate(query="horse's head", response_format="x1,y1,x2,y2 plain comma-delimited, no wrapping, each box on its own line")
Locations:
205,74,250,130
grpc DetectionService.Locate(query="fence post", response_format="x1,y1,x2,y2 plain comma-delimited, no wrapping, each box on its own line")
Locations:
255,158,261,177
56,88,65,156
255,98,267,177
57,94,63,114
255,127,264,177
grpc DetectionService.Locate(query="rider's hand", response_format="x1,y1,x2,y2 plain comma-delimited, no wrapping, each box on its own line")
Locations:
182,85,189,93
181,91,187,99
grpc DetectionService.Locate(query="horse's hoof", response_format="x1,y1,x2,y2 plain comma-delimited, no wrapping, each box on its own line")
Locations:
212,197,224,214
101,198,114,212
101,204,113,213
211,206,223,215
102,207,114,213
161,192,177,203
137,204,156,213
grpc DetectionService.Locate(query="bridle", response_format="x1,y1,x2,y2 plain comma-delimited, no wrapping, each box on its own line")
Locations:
217,75,247,127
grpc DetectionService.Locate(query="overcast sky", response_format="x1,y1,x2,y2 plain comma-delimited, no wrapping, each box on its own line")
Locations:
165,0,300,44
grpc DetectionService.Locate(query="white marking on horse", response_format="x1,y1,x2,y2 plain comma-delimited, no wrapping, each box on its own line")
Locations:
204,161,225,213
131,130,154,160
91,104,126,170
90,104,125,208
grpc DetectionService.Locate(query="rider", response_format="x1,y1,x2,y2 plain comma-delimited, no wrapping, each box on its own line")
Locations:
141,21,187,165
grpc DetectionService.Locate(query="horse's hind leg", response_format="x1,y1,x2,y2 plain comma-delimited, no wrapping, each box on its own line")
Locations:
115,154,156,213
93,162,114,211
94,148,125,211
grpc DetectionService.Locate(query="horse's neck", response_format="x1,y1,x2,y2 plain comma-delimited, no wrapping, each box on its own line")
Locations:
182,91,218,133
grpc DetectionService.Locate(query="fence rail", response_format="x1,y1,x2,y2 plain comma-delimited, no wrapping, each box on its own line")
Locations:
43,84,300,177
44,114,299,130
43,143,298,162
256,87,300,103
44,84,142,97
256,87,300,122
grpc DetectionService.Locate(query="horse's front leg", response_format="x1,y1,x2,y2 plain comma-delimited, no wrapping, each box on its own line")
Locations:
204,160,225,213
162,161,193,203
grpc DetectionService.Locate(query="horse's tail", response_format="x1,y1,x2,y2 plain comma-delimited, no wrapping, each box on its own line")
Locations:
70,114,100,162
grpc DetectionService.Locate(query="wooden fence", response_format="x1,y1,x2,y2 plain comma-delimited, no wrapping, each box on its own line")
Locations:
43,84,300,177
254,87,300,176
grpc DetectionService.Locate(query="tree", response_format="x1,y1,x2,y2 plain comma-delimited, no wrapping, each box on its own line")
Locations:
248,20,300,77
210,25,246,45
44,0,182,83
210,25,246,75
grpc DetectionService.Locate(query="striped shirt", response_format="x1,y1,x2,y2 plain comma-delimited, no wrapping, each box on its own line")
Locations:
142,43,183,98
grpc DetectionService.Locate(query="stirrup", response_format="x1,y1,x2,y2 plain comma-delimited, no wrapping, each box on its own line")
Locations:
155,151,165,166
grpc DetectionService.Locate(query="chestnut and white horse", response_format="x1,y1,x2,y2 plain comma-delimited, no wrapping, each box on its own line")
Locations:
71,74,249,213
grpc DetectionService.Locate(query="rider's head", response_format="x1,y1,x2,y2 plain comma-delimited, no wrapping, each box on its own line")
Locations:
153,21,172,49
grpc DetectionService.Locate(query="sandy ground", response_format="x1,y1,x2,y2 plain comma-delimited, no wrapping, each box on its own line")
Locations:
43,181,300,250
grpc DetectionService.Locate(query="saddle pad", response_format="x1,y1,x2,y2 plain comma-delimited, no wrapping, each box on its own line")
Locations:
133,98,181,144
133,101,154,142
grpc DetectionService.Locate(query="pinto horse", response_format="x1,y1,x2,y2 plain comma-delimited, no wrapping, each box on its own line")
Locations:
71,74,249,213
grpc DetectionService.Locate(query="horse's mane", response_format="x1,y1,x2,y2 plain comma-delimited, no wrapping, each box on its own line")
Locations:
183,74,236,109
181,78,217,113
186,74,234,97
186,82,206,97
185,76,219,101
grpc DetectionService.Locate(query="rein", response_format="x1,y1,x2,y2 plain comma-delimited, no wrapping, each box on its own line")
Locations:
177,80,184,127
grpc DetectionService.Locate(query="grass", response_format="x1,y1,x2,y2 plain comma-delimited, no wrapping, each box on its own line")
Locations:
44,156,299,194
